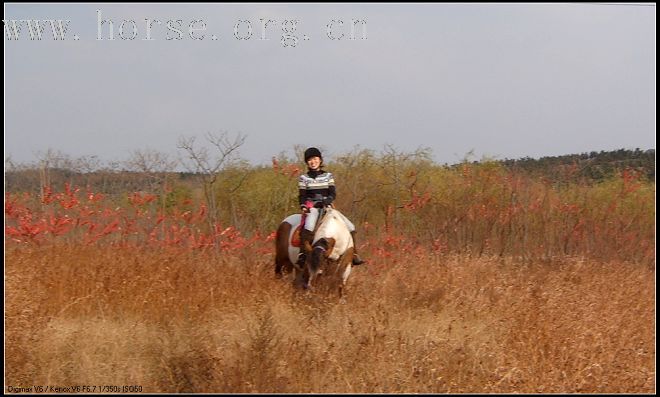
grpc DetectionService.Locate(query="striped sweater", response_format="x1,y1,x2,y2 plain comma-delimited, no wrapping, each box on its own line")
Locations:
298,169,336,208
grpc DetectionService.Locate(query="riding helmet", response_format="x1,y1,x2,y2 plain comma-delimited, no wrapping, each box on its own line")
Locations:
304,147,323,162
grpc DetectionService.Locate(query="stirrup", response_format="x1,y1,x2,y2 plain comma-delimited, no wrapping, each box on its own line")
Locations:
296,253,306,266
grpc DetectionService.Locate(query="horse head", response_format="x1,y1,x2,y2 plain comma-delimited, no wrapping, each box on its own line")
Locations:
309,237,336,283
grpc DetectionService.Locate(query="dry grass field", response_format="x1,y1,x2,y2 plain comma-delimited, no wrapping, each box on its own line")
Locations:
5,244,655,393
5,159,656,393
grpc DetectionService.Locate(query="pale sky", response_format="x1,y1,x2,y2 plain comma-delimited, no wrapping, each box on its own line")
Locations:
4,3,656,166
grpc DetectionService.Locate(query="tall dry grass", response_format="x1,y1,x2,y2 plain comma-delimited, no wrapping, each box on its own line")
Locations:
5,244,655,393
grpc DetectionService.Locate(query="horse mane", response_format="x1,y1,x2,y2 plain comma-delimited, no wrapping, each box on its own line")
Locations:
319,208,339,224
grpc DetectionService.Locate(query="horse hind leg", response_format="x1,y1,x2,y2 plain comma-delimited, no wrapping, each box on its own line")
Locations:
275,222,293,277
338,248,354,299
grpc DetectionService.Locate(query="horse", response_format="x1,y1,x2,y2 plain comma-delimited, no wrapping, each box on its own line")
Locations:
274,208,354,297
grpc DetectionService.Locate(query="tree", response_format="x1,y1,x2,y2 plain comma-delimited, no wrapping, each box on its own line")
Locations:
124,149,178,191
177,131,247,248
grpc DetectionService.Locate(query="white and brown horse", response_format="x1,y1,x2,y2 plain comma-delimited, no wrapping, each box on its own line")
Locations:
274,208,354,297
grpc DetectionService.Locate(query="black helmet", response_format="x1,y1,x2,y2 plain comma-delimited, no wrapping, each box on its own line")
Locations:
304,147,323,162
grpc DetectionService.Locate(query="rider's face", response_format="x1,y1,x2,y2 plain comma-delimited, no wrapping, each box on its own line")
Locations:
307,156,321,170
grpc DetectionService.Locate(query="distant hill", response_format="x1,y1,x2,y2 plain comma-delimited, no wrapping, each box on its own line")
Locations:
498,148,655,182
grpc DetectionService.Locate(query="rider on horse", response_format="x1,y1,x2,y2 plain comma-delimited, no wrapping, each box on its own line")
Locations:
296,147,366,267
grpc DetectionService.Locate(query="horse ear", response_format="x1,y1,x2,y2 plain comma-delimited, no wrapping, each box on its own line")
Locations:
324,238,336,258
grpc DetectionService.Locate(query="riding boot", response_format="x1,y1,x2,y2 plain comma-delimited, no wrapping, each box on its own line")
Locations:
296,229,314,266
350,231,366,266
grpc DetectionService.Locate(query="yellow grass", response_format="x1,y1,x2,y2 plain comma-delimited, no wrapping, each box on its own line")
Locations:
5,245,655,393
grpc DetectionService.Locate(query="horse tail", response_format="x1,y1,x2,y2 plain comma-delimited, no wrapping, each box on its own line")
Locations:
275,221,293,276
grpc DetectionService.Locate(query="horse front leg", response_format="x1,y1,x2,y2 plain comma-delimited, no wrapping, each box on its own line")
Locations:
304,265,317,290
292,265,309,289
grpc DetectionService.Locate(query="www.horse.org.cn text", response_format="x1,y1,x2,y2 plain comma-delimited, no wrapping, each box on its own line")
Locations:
2,9,368,48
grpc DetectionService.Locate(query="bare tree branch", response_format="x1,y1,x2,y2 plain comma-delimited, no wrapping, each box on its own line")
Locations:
125,149,178,174
176,131,247,253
